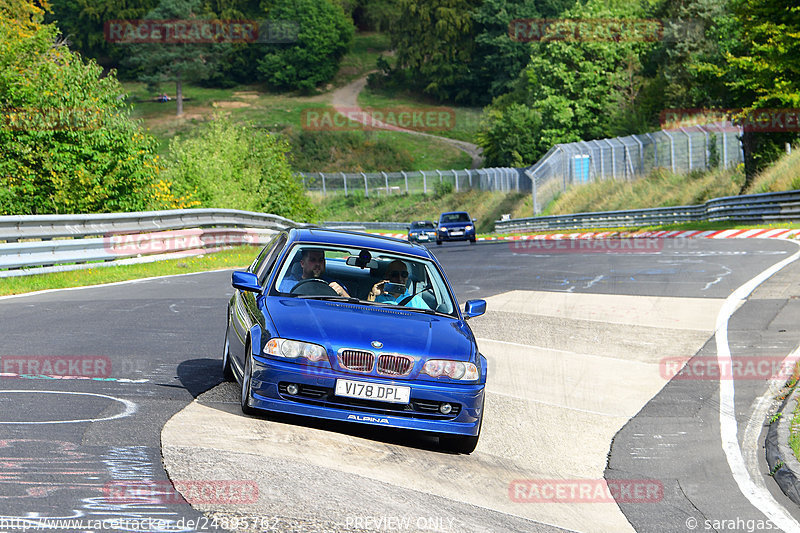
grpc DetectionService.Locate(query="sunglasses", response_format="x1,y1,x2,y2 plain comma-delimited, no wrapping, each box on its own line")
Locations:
388,271,409,280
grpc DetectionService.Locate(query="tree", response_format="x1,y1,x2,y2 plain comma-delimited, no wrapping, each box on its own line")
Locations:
257,0,354,92
0,1,170,214
387,0,482,103
725,0,800,187
477,0,658,165
122,0,231,115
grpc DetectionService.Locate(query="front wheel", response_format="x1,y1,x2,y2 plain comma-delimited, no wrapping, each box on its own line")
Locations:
222,325,235,382
439,433,479,454
240,349,257,416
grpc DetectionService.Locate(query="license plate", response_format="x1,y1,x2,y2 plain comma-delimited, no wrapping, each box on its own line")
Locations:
335,379,410,404
451,231,463,236
418,234,429,241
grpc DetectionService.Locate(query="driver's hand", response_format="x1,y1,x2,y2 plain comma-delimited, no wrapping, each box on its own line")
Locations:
329,282,350,298
368,281,385,301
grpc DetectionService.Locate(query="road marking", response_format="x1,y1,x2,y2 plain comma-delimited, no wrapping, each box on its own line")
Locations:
715,240,800,532
0,391,137,424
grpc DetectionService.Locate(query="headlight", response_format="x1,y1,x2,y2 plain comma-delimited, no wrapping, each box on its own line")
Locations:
465,225,473,231
422,359,479,380
264,338,327,362
439,227,448,233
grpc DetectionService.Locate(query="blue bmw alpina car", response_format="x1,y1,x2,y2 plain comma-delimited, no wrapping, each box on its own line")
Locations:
223,228,487,453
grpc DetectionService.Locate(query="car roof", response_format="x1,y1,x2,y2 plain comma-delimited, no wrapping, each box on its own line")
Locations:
288,227,431,258
440,211,470,217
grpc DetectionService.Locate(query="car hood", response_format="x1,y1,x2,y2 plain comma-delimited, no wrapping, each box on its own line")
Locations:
266,297,476,361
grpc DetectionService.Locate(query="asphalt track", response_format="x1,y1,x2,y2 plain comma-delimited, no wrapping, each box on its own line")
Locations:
1,237,799,532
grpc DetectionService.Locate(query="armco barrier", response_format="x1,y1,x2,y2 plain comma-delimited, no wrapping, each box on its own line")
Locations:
496,190,800,232
0,209,305,278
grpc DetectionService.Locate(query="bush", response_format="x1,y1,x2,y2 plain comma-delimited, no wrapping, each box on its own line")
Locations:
163,116,318,222
0,9,168,215
257,0,354,91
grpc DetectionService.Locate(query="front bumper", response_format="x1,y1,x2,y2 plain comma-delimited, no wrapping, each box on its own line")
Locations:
437,228,476,242
248,356,484,436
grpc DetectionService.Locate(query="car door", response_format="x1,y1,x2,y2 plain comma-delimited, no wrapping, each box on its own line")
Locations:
230,233,287,373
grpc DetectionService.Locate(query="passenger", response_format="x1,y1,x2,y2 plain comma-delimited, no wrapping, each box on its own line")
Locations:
367,260,430,309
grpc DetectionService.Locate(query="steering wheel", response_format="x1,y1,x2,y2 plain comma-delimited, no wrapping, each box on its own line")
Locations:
289,278,339,296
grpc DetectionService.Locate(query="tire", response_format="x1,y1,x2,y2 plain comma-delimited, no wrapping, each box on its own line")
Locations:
222,325,235,382
436,240,442,245
240,346,258,416
439,433,480,454
439,400,483,454
469,237,476,244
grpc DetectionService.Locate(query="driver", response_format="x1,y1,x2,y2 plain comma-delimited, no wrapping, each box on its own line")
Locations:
367,260,430,309
279,248,350,297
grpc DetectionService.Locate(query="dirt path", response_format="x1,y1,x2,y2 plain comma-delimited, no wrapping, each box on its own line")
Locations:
330,75,484,169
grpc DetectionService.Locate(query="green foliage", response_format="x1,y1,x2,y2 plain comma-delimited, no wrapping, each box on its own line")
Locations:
433,179,453,198
285,129,415,172
163,116,318,222
387,0,482,103
476,0,658,166
257,0,354,92
0,5,168,215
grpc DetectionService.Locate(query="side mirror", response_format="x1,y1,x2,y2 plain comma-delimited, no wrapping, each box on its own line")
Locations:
464,299,486,319
232,271,261,293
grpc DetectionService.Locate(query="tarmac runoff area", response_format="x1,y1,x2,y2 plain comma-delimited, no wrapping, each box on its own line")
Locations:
161,290,726,533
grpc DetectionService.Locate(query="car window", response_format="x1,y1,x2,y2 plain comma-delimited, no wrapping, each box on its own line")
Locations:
271,244,457,315
255,234,287,285
413,221,434,229
441,213,470,223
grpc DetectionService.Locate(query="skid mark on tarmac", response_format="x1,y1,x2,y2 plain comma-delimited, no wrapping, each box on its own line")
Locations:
161,290,726,533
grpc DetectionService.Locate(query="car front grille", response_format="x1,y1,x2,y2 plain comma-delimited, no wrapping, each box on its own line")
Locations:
377,354,413,376
339,349,374,372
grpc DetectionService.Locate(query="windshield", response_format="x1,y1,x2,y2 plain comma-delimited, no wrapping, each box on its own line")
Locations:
272,244,457,316
440,213,470,223
411,221,435,229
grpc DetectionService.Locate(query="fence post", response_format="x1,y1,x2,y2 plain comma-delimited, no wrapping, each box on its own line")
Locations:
453,169,459,191
401,170,408,193
632,135,644,177
680,127,692,172
342,172,347,196
699,126,709,168
526,168,539,215
436,170,443,186
466,169,472,187
361,172,368,197
422,171,427,194
603,139,616,180
319,172,326,196
723,130,728,167
663,130,676,173
645,133,657,169
382,171,389,194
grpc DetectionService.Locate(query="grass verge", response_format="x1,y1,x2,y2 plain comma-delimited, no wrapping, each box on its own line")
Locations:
0,246,259,297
